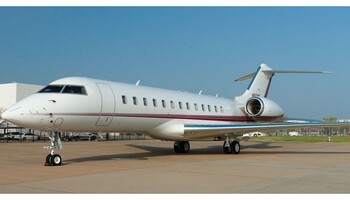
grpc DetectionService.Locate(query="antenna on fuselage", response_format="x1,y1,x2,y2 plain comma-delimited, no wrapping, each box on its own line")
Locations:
198,90,202,95
136,80,141,86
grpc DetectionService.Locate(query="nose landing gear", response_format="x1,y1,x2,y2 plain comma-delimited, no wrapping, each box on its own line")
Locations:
46,154,62,166
44,132,63,166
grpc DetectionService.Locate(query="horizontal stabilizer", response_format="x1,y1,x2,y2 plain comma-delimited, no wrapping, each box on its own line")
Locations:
264,70,333,74
234,72,256,82
235,68,333,82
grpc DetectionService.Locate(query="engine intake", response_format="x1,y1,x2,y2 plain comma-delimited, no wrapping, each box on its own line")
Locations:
245,97,284,118
246,98,264,116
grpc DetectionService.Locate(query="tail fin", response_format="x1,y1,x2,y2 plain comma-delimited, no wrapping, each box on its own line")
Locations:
235,64,274,102
235,63,332,102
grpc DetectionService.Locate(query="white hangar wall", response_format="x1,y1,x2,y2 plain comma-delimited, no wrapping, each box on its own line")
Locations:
0,83,44,110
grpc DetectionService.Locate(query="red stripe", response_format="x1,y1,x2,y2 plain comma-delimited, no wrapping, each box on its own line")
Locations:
32,112,283,123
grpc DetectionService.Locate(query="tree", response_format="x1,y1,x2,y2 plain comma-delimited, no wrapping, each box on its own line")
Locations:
322,116,340,135
322,116,338,122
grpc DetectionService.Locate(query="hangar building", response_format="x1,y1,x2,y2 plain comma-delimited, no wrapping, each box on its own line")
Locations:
0,82,44,110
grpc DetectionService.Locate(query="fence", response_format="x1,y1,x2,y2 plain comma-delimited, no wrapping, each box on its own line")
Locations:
0,127,149,143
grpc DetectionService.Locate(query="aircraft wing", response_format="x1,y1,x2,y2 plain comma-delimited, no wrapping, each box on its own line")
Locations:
184,122,350,139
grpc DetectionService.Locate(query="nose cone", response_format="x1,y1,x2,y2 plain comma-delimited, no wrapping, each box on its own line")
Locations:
1,107,24,125
2,94,55,131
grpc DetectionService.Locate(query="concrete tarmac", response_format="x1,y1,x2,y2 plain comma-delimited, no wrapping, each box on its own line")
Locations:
1,140,350,193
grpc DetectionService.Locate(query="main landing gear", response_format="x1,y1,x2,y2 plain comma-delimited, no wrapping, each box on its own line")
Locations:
223,136,241,154
173,139,241,155
174,141,190,153
44,132,63,166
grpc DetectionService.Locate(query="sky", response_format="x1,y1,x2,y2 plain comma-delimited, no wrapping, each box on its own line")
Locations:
0,7,350,119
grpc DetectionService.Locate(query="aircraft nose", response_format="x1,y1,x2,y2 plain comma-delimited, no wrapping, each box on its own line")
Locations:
1,107,24,124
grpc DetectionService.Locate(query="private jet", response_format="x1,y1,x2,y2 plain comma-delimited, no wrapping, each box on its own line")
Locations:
1,64,348,166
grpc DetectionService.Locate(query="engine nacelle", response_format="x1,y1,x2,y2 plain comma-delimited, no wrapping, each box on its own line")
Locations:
245,97,284,119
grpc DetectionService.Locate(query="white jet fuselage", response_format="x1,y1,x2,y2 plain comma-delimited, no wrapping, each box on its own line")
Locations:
2,77,283,141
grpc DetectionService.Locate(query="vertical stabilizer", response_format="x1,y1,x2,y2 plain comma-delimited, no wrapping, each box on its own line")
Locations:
235,64,274,102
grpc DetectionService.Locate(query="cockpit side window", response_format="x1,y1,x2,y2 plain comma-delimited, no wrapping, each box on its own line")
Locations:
39,85,64,93
62,85,87,95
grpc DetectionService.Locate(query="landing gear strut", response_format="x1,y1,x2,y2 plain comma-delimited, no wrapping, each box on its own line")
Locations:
223,135,240,154
174,141,190,153
44,132,63,166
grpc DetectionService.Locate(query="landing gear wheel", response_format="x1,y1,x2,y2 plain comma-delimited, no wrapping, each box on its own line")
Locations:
180,141,190,153
223,141,232,154
174,141,181,153
52,154,62,166
174,141,190,153
231,141,240,154
45,154,62,166
223,140,241,154
45,154,53,165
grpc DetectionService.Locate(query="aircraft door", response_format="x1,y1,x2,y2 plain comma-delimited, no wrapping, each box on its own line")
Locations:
96,83,116,126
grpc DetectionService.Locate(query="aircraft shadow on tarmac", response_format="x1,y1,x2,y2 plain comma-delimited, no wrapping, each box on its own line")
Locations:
64,145,173,164
62,142,295,164
64,142,350,164
242,142,350,155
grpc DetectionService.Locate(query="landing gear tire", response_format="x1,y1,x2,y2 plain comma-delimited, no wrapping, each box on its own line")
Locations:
45,154,62,166
223,141,232,154
52,154,62,166
180,141,190,153
46,154,53,165
222,141,241,154
174,141,190,153
231,141,240,154
174,141,181,153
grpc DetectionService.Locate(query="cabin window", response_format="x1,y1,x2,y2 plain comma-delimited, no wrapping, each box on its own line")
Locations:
162,100,166,108
122,95,127,104
153,99,157,107
194,103,198,111
179,102,183,109
220,106,224,113
143,98,148,106
39,85,64,93
133,97,138,105
171,101,175,109
186,102,190,110
214,105,218,113
201,104,205,111
208,105,212,112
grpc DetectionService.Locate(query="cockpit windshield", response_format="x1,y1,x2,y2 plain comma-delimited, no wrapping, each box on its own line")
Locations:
39,85,64,93
62,85,87,95
39,85,87,95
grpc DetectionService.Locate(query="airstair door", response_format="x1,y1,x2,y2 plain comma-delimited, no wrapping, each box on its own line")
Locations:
96,83,115,126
